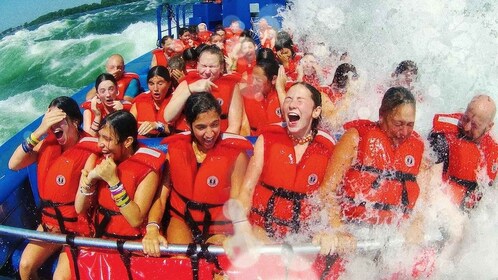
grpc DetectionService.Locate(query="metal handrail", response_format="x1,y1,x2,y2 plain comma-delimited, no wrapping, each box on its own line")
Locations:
0,224,409,256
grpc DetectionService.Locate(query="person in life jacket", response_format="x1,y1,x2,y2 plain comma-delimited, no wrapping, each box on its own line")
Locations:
322,87,429,278
196,22,212,44
240,58,283,136
86,54,141,102
225,83,355,279
257,18,276,51
82,73,132,137
429,94,497,211
164,45,243,134
142,92,250,257
226,37,257,76
9,96,97,280
130,66,173,137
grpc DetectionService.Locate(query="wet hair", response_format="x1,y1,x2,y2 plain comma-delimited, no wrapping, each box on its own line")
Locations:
48,96,83,126
188,25,198,35
291,82,322,132
160,35,174,47
147,65,172,83
240,36,256,47
95,73,117,91
256,48,276,62
195,43,209,56
332,63,358,89
275,31,295,56
178,27,190,38
168,54,185,72
379,87,416,118
182,47,199,63
101,110,139,152
256,58,279,81
394,60,418,76
184,92,222,125
198,45,225,67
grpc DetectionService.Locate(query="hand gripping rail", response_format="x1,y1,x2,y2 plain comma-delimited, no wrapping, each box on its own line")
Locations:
0,224,426,255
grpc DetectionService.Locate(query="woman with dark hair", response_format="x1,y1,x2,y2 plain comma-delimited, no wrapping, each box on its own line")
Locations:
142,92,251,256
328,63,358,102
182,47,199,72
9,96,98,280
82,73,131,136
275,31,301,76
130,66,173,137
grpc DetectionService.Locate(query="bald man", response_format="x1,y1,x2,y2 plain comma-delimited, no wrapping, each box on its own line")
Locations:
86,54,141,101
429,94,498,211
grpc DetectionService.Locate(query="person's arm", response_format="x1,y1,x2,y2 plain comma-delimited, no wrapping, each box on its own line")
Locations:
9,108,67,170
229,152,250,199
123,79,140,101
150,55,158,68
226,83,243,134
142,160,171,257
83,97,102,137
75,153,98,214
86,87,97,101
275,65,288,108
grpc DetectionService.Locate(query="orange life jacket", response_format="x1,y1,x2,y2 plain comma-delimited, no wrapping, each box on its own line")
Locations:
81,100,132,123
432,113,498,209
173,71,239,132
116,72,140,100
95,146,166,240
249,124,336,238
151,48,168,67
133,91,171,137
242,88,283,135
339,120,424,225
37,134,99,235
164,132,253,242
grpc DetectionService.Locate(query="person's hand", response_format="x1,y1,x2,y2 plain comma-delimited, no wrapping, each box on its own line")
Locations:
171,69,185,82
90,96,101,117
142,225,167,257
189,79,218,93
277,49,291,65
112,101,123,111
38,108,67,134
312,230,356,255
137,121,156,136
91,157,119,185
275,65,288,93
81,169,97,190
206,234,228,246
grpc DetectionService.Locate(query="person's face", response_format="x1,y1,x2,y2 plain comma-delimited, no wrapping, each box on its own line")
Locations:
148,75,171,102
180,31,191,42
210,35,224,49
190,109,221,151
458,108,493,142
301,55,317,76
163,38,173,50
197,52,222,80
241,41,256,60
98,124,127,162
49,107,77,146
380,103,415,146
106,57,124,80
97,80,117,107
283,84,321,137
396,68,417,88
251,66,272,97
215,30,226,40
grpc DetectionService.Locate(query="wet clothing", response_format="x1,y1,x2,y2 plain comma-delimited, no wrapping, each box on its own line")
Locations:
429,113,498,210
339,120,424,225
242,87,283,135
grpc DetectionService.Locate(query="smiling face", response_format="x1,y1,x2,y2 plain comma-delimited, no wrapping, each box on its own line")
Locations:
283,84,321,138
241,41,256,60
379,103,415,146
190,109,221,151
197,52,222,80
251,65,272,97
96,80,117,108
148,75,171,103
300,54,317,76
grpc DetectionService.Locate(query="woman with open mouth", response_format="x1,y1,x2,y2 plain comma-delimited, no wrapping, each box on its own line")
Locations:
8,96,99,280
81,73,132,137
226,82,354,279
130,66,173,137
142,92,251,261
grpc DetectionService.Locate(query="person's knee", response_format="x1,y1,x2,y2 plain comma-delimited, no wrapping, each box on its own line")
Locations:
53,269,71,280
19,255,36,275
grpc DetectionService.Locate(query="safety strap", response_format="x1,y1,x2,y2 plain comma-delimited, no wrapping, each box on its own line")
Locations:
117,239,133,280
251,182,307,237
170,189,228,244
449,176,479,210
186,243,200,280
320,253,339,280
95,206,142,240
40,200,77,234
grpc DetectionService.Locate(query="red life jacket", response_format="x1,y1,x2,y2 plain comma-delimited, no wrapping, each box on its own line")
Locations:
235,56,256,76
37,134,99,235
432,113,498,209
151,48,168,67
81,100,132,123
133,91,171,137
249,124,336,238
95,146,166,240
116,72,140,100
339,120,424,225
164,132,253,243
173,71,239,132
197,30,212,44
242,88,283,135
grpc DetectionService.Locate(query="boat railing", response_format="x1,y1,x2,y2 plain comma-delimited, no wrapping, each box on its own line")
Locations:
0,224,414,256
156,2,195,46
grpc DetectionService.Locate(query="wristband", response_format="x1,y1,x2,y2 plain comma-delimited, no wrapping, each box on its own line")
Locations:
147,222,161,230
